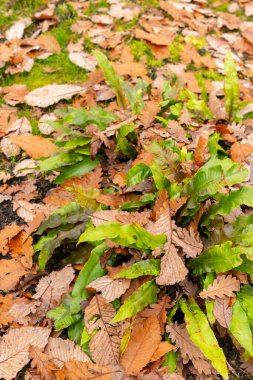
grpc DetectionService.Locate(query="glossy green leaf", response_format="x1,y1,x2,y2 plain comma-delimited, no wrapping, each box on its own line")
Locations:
229,300,253,356
201,186,253,225
78,222,166,250
188,241,243,275
126,163,152,186
111,280,159,323
116,259,160,279
54,156,99,184
180,298,228,379
237,285,253,320
39,152,84,172
47,304,81,331
70,242,107,313
120,193,156,211
224,51,239,120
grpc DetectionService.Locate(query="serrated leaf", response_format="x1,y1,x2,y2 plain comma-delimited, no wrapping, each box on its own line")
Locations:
78,222,166,251
111,280,159,323
87,275,130,302
199,274,240,299
180,298,228,379
188,241,243,275
116,259,160,279
126,163,152,187
229,299,253,356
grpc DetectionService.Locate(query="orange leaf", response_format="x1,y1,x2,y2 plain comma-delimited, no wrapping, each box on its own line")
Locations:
10,134,57,159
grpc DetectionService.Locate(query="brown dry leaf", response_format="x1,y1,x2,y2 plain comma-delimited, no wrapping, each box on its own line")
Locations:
156,245,188,285
150,341,175,362
13,199,56,222
45,337,90,369
33,35,61,53
33,265,75,312
29,346,58,379
0,223,23,255
0,294,27,328
213,298,233,328
240,22,253,44
5,17,32,40
56,361,123,380
0,327,51,380
137,295,172,334
69,52,97,71
167,323,212,375
153,189,169,220
121,315,161,375
132,151,155,167
169,197,188,216
139,100,161,128
85,294,120,366
0,259,27,290
3,84,28,106
194,136,209,167
172,226,203,258
113,61,147,77
92,210,151,227
134,29,173,46
62,165,103,190
87,275,131,302
24,84,87,107
200,275,240,300
230,141,253,163
9,300,41,325
10,134,57,159
9,232,33,268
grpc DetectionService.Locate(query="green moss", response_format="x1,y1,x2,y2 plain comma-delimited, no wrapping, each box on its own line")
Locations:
83,36,95,53
129,40,163,67
116,17,138,32
1,52,88,90
200,68,223,81
185,36,206,50
56,2,77,21
168,36,184,63
130,0,159,8
48,19,75,49
17,107,39,134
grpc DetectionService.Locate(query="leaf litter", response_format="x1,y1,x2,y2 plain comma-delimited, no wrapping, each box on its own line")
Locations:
1,0,253,379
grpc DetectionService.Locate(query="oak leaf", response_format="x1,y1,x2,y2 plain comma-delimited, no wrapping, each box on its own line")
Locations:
92,210,151,227
56,361,123,380
199,275,240,299
172,226,203,258
29,346,58,379
45,337,90,368
87,275,131,302
62,165,103,190
85,294,120,366
10,134,57,159
121,315,161,375
0,327,51,380
139,100,161,128
167,323,212,375
24,84,87,108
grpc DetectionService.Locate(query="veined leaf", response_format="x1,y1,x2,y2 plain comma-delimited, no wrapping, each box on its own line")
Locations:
47,304,81,331
224,51,239,120
229,300,253,356
237,285,253,320
180,298,228,379
36,202,90,235
120,193,156,211
188,241,243,275
126,163,152,187
39,152,84,172
115,124,137,158
111,280,159,323
93,50,127,108
67,187,100,210
201,186,253,225
78,222,166,251
115,259,160,279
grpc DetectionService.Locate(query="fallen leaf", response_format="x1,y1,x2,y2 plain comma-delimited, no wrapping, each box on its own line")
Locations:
29,346,58,379
45,337,90,368
150,341,175,362
85,294,120,366
3,84,28,105
0,223,23,255
0,259,27,290
230,141,253,163
121,315,161,375
0,327,51,380
5,17,32,40
69,52,97,71
10,134,57,158
24,84,87,107
199,275,240,299
57,361,123,380
213,298,233,328
87,275,131,302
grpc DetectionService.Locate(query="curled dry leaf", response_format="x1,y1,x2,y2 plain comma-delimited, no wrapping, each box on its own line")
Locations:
85,294,120,366
87,275,131,302
10,134,57,159
0,327,51,380
121,315,161,375
199,275,240,300
0,223,23,255
45,337,90,369
213,298,233,328
150,341,175,362
24,84,87,107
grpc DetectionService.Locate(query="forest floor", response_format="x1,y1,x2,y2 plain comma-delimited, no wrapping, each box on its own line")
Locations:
1,0,253,379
